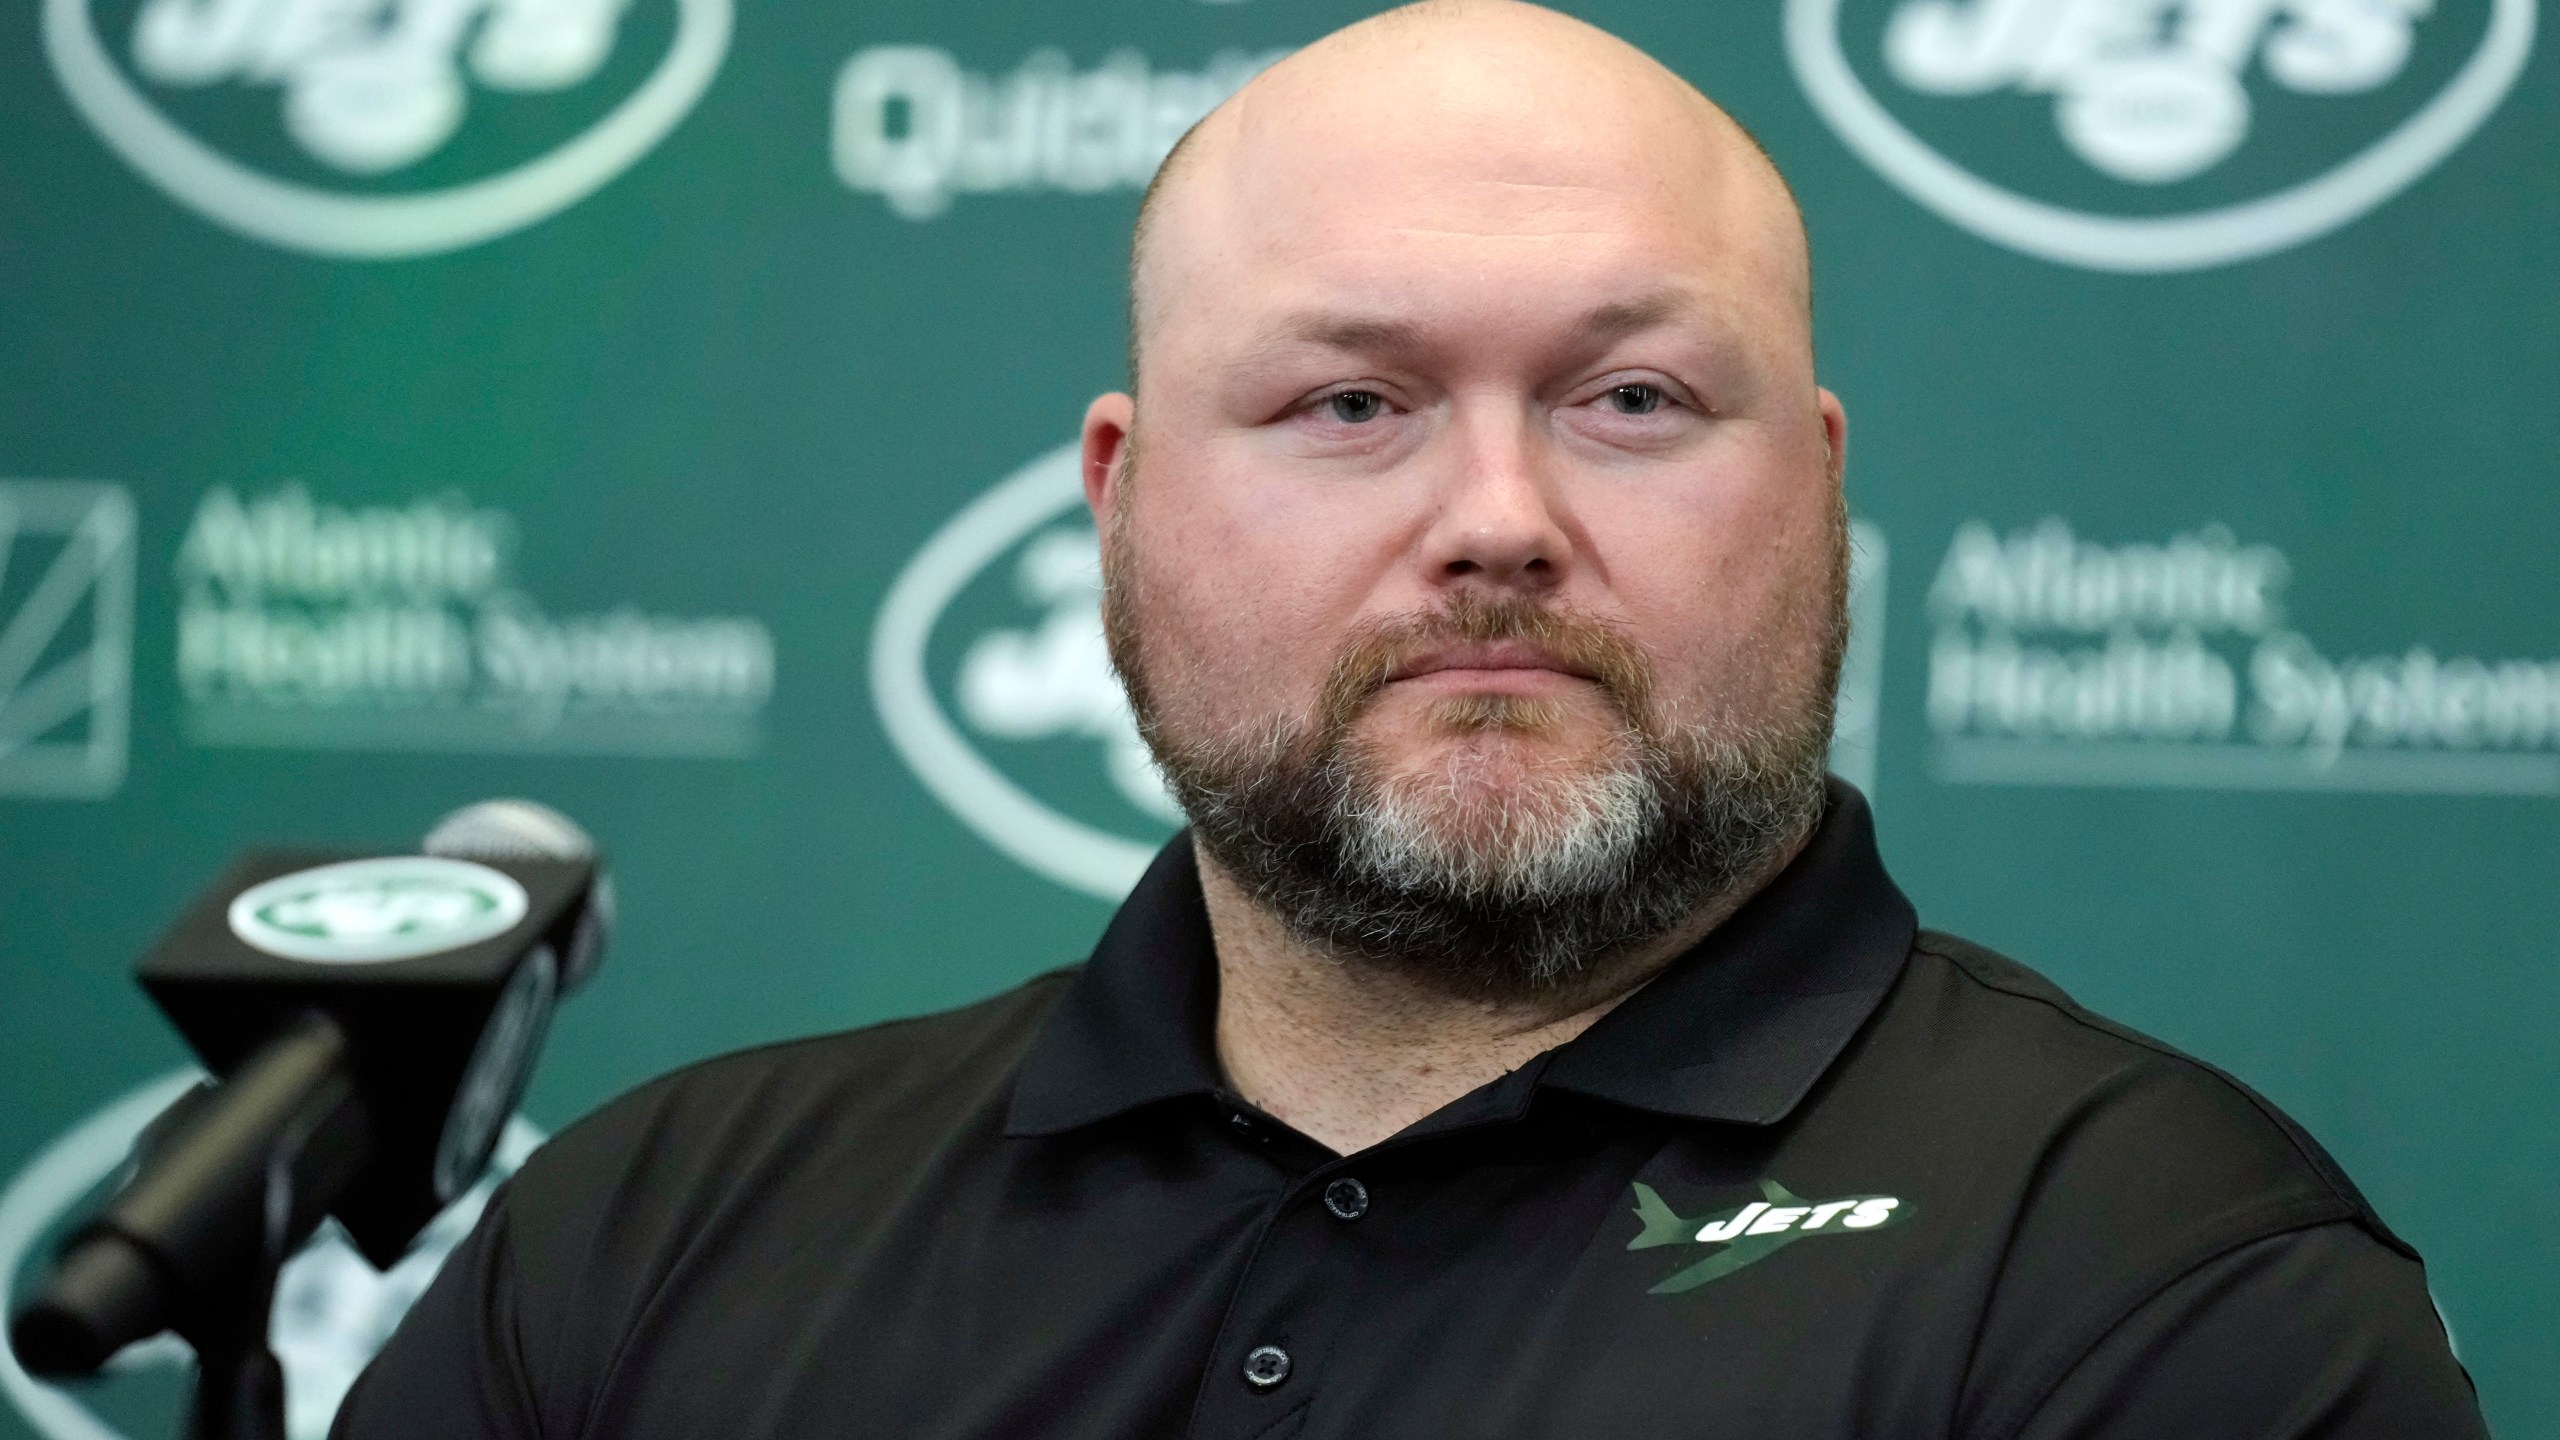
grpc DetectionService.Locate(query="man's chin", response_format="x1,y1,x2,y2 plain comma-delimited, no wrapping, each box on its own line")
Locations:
1355,703,1632,777
1366,749,1625,814
1353,740,1657,867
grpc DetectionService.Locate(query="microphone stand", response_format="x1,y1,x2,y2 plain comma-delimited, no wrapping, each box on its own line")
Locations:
169,1015,369,1440
179,1260,286,1440
12,1015,371,1440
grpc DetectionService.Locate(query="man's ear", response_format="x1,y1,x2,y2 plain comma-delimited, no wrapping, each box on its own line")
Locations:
1816,386,1848,488
1083,393,1136,522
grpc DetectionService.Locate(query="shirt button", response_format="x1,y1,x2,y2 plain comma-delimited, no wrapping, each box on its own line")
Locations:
1227,1111,1268,1144
1322,1177,1370,1220
1242,1345,1292,1389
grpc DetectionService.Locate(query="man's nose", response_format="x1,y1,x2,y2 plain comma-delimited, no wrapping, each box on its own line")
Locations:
1417,413,1573,591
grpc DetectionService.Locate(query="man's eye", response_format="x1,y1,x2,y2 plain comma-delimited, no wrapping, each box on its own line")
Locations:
1324,390,1385,424
1604,384,1665,415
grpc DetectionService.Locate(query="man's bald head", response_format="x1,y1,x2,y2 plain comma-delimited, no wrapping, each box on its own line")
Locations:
1082,0,1848,998
1128,0,1811,394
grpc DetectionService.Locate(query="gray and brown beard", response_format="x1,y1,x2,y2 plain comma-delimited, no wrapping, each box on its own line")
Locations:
1104,489,1849,1000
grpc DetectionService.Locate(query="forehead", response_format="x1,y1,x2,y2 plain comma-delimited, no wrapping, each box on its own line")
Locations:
1139,45,1806,365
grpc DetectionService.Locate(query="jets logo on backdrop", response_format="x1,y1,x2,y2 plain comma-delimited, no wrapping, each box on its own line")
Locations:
1786,0,2536,270
871,445,1174,900
39,0,730,255
871,445,1890,900
0,1072,544,1440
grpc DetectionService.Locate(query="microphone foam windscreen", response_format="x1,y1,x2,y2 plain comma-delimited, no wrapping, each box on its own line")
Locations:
423,799,612,989
423,799,595,862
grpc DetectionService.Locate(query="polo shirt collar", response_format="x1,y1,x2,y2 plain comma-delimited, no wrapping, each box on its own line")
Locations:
1004,835,1227,1135
1003,779,1916,1138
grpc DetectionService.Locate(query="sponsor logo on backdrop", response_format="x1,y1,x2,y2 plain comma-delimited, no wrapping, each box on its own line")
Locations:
1786,0,2536,270
1836,524,1891,798
832,47,1289,220
0,1071,544,1440
1929,518,2560,793
0,482,136,802
872,444,1888,899
177,483,774,755
40,0,730,256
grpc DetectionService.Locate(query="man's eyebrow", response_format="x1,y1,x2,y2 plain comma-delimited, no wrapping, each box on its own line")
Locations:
1219,314,1430,380
1255,291,1697,363
1573,292,1688,345
1269,314,1433,357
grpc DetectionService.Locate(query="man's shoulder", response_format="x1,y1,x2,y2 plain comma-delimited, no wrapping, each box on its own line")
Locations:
596,963,1079,1133
346,970,1082,1426
502,966,1079,1244
1886,929,2403,1249
1879,935,2451,1433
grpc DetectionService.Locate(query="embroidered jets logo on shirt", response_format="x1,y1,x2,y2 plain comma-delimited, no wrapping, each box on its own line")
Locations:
1626,1179,1909,1293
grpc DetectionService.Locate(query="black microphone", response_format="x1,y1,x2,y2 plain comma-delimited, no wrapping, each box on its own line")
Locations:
7,800,609,1381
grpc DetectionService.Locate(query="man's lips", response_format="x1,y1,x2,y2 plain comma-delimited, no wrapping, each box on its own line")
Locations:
1386,642,1599,686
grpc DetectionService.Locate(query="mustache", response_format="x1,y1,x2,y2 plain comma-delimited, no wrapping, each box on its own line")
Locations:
1313,594,1658,737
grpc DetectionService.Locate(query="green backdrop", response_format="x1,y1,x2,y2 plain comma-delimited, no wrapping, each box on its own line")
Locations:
3,0,2552,1435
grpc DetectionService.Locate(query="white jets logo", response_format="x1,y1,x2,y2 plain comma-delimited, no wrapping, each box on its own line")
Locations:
39,0,731,256
872,445,1175,900
229,856,531,963
871,446,1891,900
1786,0,2537,269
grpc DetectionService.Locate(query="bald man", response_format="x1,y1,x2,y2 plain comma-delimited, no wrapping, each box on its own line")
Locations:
337,5,2486,1437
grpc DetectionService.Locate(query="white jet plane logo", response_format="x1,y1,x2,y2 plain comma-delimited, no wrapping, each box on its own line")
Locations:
953,523,1185,830
1627,1179,1911,1294
1786,0,2534,270
1884,0,2434,183
130,0,636,173
41,0,730,255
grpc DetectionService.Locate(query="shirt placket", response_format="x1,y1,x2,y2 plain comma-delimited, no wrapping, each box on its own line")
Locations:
1182,1074,1543,1440
1182,1101,1389,1440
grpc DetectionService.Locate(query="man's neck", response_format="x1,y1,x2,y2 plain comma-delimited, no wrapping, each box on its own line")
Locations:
1198,838,1804,1156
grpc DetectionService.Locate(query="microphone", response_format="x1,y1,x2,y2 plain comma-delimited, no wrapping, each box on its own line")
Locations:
7,800,609,1381
423,799,615,992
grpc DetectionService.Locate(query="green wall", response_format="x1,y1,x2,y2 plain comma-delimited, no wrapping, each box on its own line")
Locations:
2,0,2552,1434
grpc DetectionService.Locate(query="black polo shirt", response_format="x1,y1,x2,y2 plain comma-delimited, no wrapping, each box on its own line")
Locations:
335,786,2485,1439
